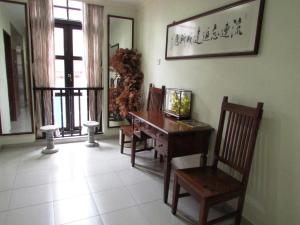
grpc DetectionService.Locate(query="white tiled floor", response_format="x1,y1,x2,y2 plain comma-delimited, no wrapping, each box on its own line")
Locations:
0,138,236,225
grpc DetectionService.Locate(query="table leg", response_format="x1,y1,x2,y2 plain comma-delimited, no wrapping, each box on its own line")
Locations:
164,155,172,203
131,134,137,167
200,153,207,167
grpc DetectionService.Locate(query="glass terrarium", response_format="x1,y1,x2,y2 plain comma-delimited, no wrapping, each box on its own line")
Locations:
164,88,192,119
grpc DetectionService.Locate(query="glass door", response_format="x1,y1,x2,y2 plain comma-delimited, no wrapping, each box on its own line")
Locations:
53,0,86,135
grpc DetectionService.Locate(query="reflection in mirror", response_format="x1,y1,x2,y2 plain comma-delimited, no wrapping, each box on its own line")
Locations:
0,1,33,135
108,15,134,128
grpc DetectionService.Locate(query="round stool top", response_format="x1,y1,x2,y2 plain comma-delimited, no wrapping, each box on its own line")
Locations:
40,125,59,132
83,121,99,127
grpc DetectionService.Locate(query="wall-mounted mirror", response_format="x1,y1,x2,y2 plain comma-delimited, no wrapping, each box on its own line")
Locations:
0,1,33,135
107,15,134,128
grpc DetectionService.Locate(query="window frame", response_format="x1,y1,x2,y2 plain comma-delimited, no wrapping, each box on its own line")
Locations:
53,0,83,22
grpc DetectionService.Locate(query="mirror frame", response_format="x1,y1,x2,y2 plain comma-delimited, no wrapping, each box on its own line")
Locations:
107,15,134,129
0,0,34,136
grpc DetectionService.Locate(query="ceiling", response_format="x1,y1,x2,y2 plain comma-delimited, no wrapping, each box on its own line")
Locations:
111,0,146,4
86,0,147,6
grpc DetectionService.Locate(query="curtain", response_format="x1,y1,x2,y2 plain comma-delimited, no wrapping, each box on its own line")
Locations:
29,0,55,137
83,4,104,123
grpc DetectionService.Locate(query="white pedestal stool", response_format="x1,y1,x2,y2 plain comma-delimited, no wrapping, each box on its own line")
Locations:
83,121,99,147
40,125,59,154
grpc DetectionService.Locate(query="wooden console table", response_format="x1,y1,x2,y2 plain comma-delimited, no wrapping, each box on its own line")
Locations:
130,111,213,203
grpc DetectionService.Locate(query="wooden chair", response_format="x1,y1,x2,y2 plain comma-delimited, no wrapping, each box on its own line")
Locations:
172,96,263,225
120,83,165,154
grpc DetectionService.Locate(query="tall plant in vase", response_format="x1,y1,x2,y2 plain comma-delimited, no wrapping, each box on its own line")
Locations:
110,48,144,122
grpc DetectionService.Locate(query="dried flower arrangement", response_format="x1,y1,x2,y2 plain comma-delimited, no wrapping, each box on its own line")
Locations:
110,48,144,121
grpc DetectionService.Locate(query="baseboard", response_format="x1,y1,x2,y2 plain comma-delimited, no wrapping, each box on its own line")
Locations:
1,134,118,149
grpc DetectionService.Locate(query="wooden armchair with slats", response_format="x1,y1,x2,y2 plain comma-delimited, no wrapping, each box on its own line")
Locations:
172,96,263,225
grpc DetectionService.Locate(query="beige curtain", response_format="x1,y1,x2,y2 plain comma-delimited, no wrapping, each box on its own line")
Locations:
29,0,55,137
83,4,104,123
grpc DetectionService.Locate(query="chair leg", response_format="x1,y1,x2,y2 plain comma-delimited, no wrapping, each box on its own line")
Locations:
160,154,164,162
120,131,125,154
154,151,158,159
199,200,209,225
235,195,246,225
144,139,147,149
172,175,180,215
131,135,137,167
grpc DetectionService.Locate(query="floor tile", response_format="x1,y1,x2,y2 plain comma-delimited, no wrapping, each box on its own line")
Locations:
10,184,53,209
93,187,136,214
53,195,98,225
101,206,151,225
0,191,11,212
117,169,153,186
140,200,188,225
83,161,114,177
0,174,15,192
106,158,132,172
14,170,52,189
127,179,163,204
52,166,85,182
52,179,90,201
87,173,123,193
18,154,58,173
64,216,104,225
0,212,7,225
0,162,19,176
5,203,55,225
176,196,200,222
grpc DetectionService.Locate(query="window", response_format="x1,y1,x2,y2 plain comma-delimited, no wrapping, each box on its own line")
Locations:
53,0,83,22
53,0,84,88
53,0,86,133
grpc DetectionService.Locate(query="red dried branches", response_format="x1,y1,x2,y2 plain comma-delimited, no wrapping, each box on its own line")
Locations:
110,48,144,119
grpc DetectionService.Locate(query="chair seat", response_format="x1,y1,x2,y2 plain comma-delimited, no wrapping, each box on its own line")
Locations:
176,166,243,200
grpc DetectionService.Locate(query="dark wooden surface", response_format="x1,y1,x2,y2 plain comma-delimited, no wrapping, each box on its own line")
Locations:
172,96,263,225
120,84,165,154
130,111,212,135
130,111,213,203
146,84,166,112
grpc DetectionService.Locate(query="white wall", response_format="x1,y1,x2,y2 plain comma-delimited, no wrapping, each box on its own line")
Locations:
136,0,300,224
0,6,12,133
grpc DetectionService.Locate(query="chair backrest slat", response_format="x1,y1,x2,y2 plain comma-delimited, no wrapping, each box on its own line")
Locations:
146,83,166,112
213,97,263,181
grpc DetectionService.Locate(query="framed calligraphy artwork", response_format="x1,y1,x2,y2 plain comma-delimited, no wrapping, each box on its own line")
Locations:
165,0,265,59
